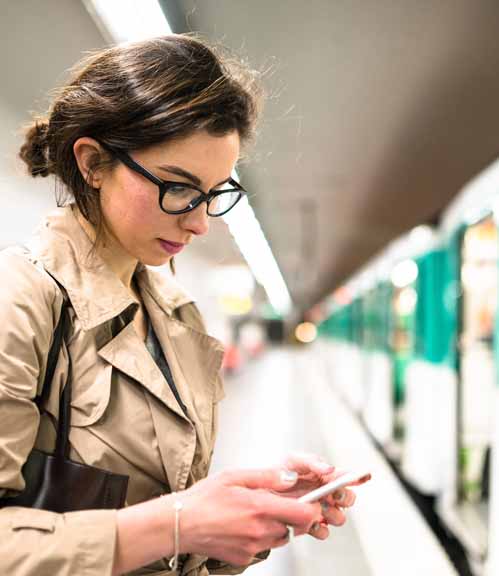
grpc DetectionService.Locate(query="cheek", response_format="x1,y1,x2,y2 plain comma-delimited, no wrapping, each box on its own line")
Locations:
98,174,180,264
100,176,158,240
101,172,153,219
124,190,154,228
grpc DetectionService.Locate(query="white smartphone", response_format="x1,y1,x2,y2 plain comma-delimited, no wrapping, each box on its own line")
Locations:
297,471,372,503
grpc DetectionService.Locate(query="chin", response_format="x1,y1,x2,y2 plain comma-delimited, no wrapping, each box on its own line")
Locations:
139,253,172,268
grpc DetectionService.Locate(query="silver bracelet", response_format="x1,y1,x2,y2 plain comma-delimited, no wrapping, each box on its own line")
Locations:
168,496,184,572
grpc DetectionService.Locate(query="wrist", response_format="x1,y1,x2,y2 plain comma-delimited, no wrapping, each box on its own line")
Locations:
159,492,193,556
168,490,199,556
114,496,177,574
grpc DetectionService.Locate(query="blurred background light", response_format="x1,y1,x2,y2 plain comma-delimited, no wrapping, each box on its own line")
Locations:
409,225,435,247
224,193,293,316
82,0,172,43
220,295,253,316
395,287,418,316
333,286,352,306
210,265,255,298
295,321,318,344
391,259,418,288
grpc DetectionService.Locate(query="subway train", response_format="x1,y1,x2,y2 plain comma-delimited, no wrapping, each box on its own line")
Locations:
318,158,499,575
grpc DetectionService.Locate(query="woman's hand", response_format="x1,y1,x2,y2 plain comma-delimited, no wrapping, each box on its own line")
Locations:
273,452,359,540
176,467,323,566
113,460,361,575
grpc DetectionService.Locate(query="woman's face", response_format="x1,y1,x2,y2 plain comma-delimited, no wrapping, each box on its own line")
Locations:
97,130,240,266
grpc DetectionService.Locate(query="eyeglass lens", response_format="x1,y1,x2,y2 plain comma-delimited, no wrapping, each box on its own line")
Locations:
161,186,240,215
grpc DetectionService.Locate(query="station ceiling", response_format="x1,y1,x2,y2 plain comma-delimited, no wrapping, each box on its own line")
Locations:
163,0,499,313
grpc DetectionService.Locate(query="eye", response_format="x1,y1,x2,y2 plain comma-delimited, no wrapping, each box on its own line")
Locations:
165,182,196,196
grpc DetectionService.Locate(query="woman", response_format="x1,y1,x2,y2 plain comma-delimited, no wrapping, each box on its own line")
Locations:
0,35,356,575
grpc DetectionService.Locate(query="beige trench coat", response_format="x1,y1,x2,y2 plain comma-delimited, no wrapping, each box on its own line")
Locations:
0,206,263,575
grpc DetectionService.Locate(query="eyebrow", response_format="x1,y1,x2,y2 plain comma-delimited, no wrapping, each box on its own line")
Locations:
156,164,233,188
157,164,202,186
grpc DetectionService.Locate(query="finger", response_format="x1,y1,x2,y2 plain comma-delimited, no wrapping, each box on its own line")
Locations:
335,472,372,487
308,522,330,540
263,521,292,549
322,504,347,527
258,491,323,529
330,488,356,508
284,453,334,477
222,468,299,491
271,526,292,549
352,472,372,486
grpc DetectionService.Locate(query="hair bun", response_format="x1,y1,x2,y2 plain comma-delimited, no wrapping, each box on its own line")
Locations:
19,119,51,177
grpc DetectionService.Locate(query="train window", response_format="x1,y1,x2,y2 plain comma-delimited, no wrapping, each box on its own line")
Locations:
458,216,497,511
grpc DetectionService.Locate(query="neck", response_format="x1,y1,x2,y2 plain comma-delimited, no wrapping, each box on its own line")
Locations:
74,206,138,292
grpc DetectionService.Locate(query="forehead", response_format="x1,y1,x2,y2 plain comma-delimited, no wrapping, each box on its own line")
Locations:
136,130,240,182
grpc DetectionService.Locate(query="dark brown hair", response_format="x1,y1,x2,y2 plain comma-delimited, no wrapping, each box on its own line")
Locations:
19,34,262,237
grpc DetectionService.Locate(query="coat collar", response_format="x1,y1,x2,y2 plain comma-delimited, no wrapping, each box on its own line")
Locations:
29,205,193,330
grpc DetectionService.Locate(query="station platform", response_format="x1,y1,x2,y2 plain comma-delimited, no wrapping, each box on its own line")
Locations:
210,344,458,576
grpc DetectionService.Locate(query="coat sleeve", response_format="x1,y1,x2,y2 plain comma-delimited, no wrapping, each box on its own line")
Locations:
205,550,270,575
0,249,117,575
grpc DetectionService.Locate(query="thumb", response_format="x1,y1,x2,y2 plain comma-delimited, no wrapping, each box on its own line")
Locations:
223,467,299,491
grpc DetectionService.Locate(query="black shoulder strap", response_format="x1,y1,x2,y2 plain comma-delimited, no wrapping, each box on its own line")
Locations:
34,300,69,411
33,274,73,459
34,273,69,411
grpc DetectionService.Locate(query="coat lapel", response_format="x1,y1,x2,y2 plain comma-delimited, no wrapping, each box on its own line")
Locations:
140,288,224,491
142,290,224,415
97,322,190,423
97,319,201,491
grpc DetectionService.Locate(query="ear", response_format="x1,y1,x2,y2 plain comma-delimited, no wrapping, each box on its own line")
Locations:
73,137,107,189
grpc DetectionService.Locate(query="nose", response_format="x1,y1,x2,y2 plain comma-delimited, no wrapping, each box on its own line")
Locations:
180,203,210,237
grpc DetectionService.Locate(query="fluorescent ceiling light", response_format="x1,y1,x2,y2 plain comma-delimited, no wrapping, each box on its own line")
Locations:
83,0,171,43
224,180,292,316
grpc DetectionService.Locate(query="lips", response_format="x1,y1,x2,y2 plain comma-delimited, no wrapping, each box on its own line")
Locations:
158,239,185,255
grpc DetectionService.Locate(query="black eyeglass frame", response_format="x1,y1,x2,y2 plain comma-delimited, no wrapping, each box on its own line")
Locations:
101,144,245,217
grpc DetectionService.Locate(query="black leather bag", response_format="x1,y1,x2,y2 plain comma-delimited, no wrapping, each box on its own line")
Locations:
0,297,129,513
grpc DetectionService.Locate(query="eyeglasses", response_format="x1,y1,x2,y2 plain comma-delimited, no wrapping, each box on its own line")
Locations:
101,145,245,217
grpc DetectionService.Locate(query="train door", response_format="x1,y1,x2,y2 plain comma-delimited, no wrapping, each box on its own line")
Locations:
347,297,366,412
457,216,497,558
388,269,418,461
363,284,394,446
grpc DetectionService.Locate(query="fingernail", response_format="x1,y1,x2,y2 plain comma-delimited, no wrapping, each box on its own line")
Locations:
281,469,298,483
333,490,346,502
310,522,320,533
318,462,334,472
321,501,330,513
